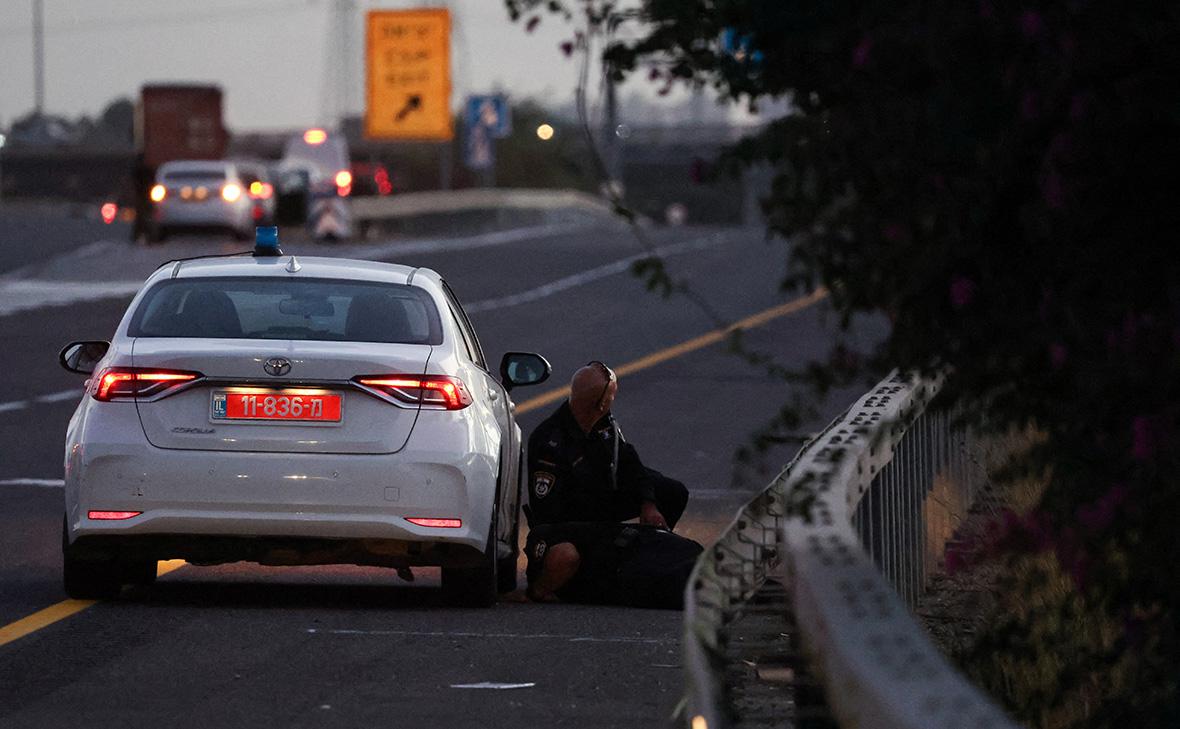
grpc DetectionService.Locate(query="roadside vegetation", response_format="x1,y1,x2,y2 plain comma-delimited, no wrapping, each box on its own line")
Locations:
507,2,1179,726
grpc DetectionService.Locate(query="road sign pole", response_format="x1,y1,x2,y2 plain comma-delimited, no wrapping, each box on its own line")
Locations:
439,141,452,190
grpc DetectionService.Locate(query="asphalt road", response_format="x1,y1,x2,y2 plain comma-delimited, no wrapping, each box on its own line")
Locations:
0,208,885,728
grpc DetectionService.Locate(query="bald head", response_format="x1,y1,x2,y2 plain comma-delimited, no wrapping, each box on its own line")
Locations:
569,362,618,429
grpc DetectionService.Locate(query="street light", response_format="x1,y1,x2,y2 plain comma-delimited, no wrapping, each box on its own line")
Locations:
535,123,555,141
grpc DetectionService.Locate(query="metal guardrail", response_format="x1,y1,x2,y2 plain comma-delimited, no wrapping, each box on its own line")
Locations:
683,371,1018,729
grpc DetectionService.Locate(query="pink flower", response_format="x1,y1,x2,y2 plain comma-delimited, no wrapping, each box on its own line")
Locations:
1020,10,1044,38
950,276,976,309
851,36,873,69
1049,343,1067,369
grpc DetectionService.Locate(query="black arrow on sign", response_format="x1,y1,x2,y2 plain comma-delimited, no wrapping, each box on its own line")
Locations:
395,94,422,121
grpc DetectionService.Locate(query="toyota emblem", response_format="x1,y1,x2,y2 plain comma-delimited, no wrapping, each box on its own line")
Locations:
263,357,292,376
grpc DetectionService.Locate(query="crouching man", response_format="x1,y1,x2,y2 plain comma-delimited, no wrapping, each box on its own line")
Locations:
524,521,702,608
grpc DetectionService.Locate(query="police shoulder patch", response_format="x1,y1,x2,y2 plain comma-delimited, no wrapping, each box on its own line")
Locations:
532,471,555,498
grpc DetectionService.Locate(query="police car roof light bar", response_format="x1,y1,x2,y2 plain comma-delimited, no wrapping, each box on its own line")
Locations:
254,226,282,257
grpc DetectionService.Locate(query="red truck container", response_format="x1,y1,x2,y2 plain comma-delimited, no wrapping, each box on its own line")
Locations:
136,84,227,168
128,84,227,240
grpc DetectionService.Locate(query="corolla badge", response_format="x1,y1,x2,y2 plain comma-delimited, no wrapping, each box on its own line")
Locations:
263,357,292,376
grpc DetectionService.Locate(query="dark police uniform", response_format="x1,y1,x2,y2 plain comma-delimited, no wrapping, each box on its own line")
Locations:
526,401,689,529
524,521,703,608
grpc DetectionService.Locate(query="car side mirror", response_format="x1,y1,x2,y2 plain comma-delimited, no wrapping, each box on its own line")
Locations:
59,341,110,374
500,352,551,393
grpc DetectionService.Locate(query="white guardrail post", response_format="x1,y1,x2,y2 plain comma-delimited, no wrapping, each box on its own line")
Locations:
683,371,1020,729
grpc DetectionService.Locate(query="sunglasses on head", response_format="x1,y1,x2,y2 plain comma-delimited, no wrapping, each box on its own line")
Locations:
585,360,616,408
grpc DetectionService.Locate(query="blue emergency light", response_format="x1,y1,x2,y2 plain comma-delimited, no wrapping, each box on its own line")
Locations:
253,226,281,257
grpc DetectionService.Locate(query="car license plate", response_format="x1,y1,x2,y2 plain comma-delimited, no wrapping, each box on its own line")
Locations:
211,390,342,423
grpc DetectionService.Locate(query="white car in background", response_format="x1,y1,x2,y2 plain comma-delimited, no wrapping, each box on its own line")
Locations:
148,160,256,242
59,235,551,606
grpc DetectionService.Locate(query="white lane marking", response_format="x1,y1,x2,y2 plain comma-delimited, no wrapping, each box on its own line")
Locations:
0,279,143,317
35,389,82,403
464,232,725,313
0,388,83,414
450,682,536,690
0,223,591,318
352,222,591,261
0,478,64,488
306,628,670,644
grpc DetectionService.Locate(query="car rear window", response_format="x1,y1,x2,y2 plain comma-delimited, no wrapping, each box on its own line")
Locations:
129,277,443,345
163,170,228,182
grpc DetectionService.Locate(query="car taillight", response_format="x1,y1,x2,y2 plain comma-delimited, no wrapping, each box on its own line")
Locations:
221,183,242,202
100,202,118,224
354,375,473,410
406,517,462,528
335,170,352,197
248,181,274,200
88,510,142,520
150,184,167,202
91,367,202,401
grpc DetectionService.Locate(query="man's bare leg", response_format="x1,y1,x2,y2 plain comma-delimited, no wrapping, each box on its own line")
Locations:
526,542,580,602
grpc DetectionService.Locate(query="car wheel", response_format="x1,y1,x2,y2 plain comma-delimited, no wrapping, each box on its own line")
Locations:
62,524,121,600
441,512,498,608
123,559,158,587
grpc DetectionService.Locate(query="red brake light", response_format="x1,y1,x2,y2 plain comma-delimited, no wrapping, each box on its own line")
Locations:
88,510,142,520
91,367,202,401
355,375,473,410
100,202,118,224
406,517,462,528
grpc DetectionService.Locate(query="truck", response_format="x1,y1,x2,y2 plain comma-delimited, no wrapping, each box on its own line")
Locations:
129,84,227,240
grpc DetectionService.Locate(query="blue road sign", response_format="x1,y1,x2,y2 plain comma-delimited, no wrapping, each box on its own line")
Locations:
464,95,511,139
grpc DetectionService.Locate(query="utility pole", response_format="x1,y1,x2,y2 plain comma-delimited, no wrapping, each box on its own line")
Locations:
602,63,621,194
33,0,45,116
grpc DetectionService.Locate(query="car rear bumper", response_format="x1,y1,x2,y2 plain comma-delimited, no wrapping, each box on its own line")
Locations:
66,428,496,565
66,531,487,569
153,200,249,230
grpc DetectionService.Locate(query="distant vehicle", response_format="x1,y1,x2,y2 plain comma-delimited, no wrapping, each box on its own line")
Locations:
138,85,227,169
132,84,228,242
234,161,276,227
146,160,255,242
58,233,552,606
279,128,353,240
350,160,394,197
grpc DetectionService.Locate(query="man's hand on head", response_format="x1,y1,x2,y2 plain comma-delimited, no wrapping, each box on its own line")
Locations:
639,501,668,530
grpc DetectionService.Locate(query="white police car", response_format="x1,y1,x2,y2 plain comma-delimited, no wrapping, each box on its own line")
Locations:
59,228,551,606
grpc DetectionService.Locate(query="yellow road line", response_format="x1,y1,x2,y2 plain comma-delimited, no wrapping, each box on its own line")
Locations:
515,287,828,415
0,599,97,648
0,559,187,649
0,290,827,647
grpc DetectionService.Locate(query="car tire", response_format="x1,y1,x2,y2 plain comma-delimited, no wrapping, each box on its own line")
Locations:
62,524,122,600
441,513,498,608
496,538,519,594
123,559,158,587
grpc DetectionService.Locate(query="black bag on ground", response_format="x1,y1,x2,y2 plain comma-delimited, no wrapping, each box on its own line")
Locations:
525,522,703,609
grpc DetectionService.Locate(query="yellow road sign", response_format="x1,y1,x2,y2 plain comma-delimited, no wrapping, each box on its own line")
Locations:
365,9,453,141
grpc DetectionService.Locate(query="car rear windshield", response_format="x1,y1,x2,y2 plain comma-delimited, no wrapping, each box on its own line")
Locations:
129,277,443,345
163,170,228,183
